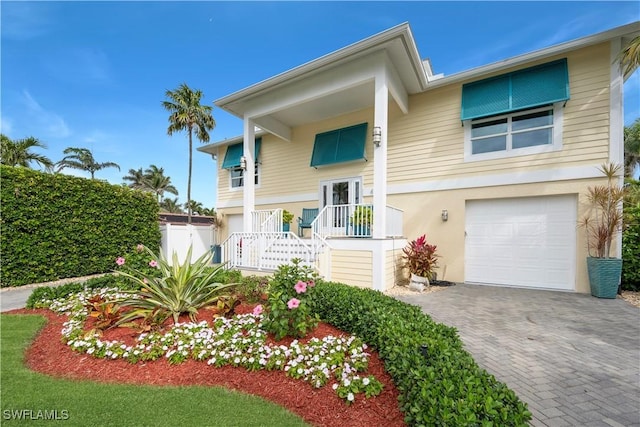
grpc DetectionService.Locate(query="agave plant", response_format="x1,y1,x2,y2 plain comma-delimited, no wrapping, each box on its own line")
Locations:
116,246,235,324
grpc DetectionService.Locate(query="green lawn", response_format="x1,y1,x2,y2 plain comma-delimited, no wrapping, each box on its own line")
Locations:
0,314,309,426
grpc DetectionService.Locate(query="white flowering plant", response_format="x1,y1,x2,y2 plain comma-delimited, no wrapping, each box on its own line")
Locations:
38,289,384,403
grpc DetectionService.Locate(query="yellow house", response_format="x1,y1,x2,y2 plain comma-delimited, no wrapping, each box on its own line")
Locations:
198,21,640,294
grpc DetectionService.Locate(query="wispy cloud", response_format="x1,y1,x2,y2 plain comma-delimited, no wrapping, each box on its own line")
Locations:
43,48,113,85
81,130,123,155
21,90,72,139
0,116,14,136
1,2,51,41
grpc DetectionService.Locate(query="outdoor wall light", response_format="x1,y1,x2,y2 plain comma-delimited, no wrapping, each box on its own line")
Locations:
441,209,448,222
372,126,382,147
240,156,247,171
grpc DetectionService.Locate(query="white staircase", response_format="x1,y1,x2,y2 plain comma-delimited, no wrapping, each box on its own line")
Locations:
221,231,321,272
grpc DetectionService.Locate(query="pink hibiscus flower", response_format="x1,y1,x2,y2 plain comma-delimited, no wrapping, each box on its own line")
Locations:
116,257,125,266
294,280,307,294
149,260,158,268
287,298,300,309
252,305,263,316
307,280,315,287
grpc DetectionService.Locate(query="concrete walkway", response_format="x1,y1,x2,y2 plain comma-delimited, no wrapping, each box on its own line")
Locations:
398,284,640,427
0,286,36,312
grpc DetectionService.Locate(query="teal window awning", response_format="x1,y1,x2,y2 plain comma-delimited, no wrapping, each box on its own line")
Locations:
461,59,569,121
310,123,367,168
222,138,262,169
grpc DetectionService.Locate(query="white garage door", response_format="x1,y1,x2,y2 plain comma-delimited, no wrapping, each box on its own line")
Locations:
465,195,576,291
227,214,244,235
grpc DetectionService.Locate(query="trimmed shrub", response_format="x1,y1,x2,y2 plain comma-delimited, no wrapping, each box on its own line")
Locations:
313,282,531,426
1,166,161,287
622,181,640,291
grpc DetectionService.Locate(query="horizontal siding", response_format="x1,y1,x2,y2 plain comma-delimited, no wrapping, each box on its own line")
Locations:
331,250,372,288
385,249,405,290
388,42,612,186
216,43,613,207
217,109,375,206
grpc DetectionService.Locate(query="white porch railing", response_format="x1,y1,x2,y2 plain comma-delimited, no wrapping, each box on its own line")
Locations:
251,209,283,233
311,204,403,240
222,232,315,270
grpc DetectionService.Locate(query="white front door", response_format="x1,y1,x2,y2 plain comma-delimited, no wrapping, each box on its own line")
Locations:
465,195,576,291
319,177,362,234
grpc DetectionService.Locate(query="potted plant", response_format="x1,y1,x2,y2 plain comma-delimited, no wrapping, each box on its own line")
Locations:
282,210,294,233
403,234,439,291
349,205,372,237
580,163,626,298
211,211,224,264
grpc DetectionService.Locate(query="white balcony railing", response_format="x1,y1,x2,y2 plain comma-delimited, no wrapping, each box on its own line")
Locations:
311,204,403,240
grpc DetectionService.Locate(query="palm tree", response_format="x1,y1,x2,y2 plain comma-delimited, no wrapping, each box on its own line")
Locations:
625,118,640,178
617,35,640,79
184,200,204,216
57,147,120,179
1,134,53,169
143,164,179,202
201,207,216,216
123,167,146,189
160,197,183,213
162,83,215,224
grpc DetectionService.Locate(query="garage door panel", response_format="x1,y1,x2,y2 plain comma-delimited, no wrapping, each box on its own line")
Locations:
465,195,576,291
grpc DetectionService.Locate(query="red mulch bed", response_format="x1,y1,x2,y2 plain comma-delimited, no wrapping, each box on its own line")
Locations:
7,304,406,427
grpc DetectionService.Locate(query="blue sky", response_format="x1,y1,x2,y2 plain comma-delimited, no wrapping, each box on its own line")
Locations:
2,1,639,208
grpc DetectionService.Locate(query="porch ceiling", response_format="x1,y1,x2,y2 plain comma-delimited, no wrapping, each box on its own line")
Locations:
214,23,427,141
267,81,374,128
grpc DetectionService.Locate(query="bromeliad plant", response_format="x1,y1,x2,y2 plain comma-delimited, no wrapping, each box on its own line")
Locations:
402,234,439,278
263,259,320,340
115,245,235,325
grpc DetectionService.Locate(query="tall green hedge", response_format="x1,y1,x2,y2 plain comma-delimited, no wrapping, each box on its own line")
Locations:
0,166,161,287
622,180,640,291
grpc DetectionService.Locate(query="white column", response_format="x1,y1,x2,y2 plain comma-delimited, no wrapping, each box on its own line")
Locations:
373,67,388,239
243,118,256,232
610,38,625,259
609,38,624,167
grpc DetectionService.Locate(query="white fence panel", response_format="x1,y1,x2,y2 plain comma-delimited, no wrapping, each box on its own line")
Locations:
160,224,215,265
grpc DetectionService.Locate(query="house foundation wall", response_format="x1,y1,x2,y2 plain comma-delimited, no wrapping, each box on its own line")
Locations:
389,176,612,294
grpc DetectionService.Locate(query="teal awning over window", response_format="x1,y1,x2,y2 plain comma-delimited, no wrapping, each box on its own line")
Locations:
310,123,367,168
222,138,262,169
461,59,569,121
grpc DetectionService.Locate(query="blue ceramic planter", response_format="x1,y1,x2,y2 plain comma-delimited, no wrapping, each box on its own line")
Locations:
586,257,622,299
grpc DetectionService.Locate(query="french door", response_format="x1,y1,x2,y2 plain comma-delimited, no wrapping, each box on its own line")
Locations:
319,177,362,233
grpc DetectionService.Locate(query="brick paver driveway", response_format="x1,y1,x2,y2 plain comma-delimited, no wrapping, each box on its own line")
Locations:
398,284,640,427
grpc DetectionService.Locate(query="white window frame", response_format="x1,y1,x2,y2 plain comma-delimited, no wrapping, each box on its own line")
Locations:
463,103,563,162
318,176,363,209
229,164,260,190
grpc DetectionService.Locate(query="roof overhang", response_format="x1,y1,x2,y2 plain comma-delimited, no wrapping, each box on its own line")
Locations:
213,23,428,142
426,21,640,89
197,129,267,156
